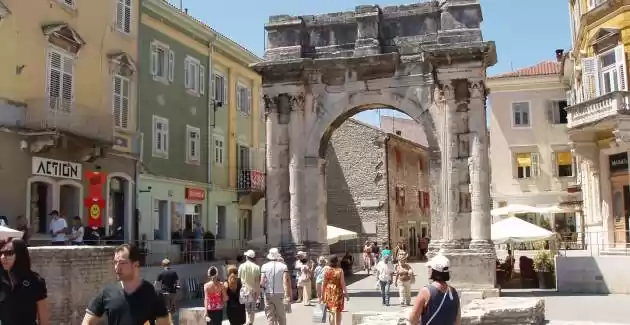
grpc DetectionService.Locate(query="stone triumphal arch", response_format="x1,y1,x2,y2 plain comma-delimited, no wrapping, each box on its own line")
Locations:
253,0,498,288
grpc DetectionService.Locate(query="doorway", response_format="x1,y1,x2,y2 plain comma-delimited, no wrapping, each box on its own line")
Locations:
59,184,80,219
408,226,417,257
30,181,52,234
239,209,252,241
109,177,128,234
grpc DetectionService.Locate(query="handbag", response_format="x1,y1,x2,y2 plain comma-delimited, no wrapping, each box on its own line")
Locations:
312,303,327,323
239,285,253,304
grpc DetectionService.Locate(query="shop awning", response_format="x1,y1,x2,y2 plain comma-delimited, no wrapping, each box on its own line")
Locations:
327,225,357,245
557,152,572,165
491,204,544,216
492,217,556,244
0,225,22,239
516,153,531,167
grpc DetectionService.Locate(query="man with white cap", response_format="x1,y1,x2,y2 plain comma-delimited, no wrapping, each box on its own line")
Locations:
407,254,461,325
238,249,261,325
260,248,291,325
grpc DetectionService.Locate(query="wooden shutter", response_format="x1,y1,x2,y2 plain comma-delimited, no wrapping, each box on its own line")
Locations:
200,65,205,95
581,57,600,100
150,43,158,76
614,45,627,91
531,152,540,177
168,50,174,82
551,152,557,176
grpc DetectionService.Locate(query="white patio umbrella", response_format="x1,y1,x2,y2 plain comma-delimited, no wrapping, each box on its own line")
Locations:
327,225,358,245
491,216,555,244
0,225,23,239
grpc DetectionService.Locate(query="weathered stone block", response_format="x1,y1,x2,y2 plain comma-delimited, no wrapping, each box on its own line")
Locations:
29,246,116,325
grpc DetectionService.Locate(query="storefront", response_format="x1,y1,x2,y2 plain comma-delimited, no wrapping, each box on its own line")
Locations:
137,174,208,241
608,152,630,246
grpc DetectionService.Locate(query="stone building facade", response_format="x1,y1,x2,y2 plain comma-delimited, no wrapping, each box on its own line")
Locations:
326,119,430,255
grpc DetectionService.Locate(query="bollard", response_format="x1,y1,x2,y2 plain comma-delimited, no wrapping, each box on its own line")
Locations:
179,307,206,325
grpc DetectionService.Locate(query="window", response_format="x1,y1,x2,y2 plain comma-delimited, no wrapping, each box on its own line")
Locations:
548,100,568,124
186,126,201,164
152,116,168,157
418,191,430,210
238,145,251,170
582,45,627,99
587,0,606,10
240,209,252,240
515,152,539,179
395,130,402,136
46,48,74,112
150,42,174,82
211,71,227,105
555,151,574,177
112,74,130,129
184,204,201,231
213,134,224,165
184,56,205,95
512,102,530,127
237,83,252,114
216,205,226,239
395,186,405,206
152,199,168,240
459,192,471,213
115,0,132,34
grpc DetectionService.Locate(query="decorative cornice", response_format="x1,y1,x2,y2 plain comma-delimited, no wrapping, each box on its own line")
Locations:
143,0,261,66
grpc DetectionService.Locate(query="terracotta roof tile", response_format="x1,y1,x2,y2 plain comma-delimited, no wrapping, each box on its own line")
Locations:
490,60,561,79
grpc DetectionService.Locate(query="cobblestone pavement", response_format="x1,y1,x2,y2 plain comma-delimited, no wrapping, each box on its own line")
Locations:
175,262,630,325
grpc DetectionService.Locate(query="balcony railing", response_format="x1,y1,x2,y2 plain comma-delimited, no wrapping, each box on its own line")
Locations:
566,91,630,129
237,169,265,193
5,97,115,143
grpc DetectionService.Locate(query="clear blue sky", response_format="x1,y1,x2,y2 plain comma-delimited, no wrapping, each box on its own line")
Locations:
171,0,571,126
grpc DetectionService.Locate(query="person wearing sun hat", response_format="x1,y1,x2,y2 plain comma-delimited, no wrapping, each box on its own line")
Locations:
260,248,291,325
406,253,461,325
238,249,260,325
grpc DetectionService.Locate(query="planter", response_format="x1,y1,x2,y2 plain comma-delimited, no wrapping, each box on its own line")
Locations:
536,271,554,289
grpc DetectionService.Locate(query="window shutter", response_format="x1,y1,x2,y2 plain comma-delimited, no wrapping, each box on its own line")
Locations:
247,88,252,113
113,76,122,128
572,155,577,177
581,57,600,100
223,76,228,105
551,152,557,176
614,45,627,91
200,65,205,95
531,152,540,177
546,101,554,123
168,50,174,82
121,78,129,129
184,60,190,89
209,73,216,100
236,85,242,111
150,44,158,76
566,90,574,106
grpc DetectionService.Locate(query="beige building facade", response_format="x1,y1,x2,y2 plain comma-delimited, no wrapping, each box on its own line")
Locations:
488,61,581,238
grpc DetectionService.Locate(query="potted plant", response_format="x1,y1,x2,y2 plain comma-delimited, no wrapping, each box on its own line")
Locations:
533,249,555,289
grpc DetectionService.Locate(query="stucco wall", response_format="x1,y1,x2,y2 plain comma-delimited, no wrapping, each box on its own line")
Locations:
0,132,134,231
325,119,388,244
555,255,630,294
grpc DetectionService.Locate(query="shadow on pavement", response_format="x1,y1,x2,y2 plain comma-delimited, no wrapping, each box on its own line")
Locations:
345,273,370,286
500,289,609,297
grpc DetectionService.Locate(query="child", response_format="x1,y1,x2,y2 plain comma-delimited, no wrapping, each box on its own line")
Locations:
314,256,327,299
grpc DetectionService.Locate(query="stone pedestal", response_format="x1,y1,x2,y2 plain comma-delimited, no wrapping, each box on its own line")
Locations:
179,307,206,325
438,247,496,291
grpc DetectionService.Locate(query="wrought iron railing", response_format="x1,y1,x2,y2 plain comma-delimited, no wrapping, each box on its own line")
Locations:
237,169,265,192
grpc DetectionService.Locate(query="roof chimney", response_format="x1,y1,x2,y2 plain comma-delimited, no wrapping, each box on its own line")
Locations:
555,49,564,62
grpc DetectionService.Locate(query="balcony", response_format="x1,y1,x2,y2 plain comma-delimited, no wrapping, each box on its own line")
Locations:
237,169,265,205
0,97,114,144
566,91,630,130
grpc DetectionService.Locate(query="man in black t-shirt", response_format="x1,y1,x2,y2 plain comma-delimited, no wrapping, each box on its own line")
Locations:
81,244,171,325
154,258,179,313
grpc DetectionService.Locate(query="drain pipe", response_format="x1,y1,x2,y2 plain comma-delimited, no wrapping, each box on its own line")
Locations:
207,35,217,233
384,134,391,243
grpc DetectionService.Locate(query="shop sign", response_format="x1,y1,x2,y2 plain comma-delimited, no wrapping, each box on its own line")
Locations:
609,152,629,172
32,157,81,180
185,187,205,201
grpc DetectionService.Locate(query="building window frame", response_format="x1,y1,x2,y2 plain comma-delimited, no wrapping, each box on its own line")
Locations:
184,56,205,96
213,134,225,166
553,150,575,178
513,151,539,179
46,46,75,112
115,0,132,34
547,99,568,125
581,44,627,100
236,81,252,115
186,125,201,164
211,69,228,105
152,115,169,158
112,74,131,130
216,205,226,239
150,40,174,84
511,101,531,128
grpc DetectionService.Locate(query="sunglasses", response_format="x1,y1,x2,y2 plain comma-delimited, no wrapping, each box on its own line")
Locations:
0,250,15,257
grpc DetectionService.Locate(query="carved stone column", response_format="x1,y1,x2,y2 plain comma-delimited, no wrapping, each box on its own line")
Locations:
301,156,329,257
570,142,599,226
265,94,292,247
354,5,380,56
468,80,493,250
289,94,305,245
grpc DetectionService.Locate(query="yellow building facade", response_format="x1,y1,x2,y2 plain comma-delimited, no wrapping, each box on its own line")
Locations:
563,0,630,249
0,0,139,240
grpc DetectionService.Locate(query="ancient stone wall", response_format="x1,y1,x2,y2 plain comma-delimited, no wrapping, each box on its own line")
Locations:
30,246,116,325
326,118,388,244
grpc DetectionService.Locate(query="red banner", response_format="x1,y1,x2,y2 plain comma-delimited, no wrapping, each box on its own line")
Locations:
84,197,105,227
84,170,106,227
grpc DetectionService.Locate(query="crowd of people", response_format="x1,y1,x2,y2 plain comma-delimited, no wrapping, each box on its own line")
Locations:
0,236,460,325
